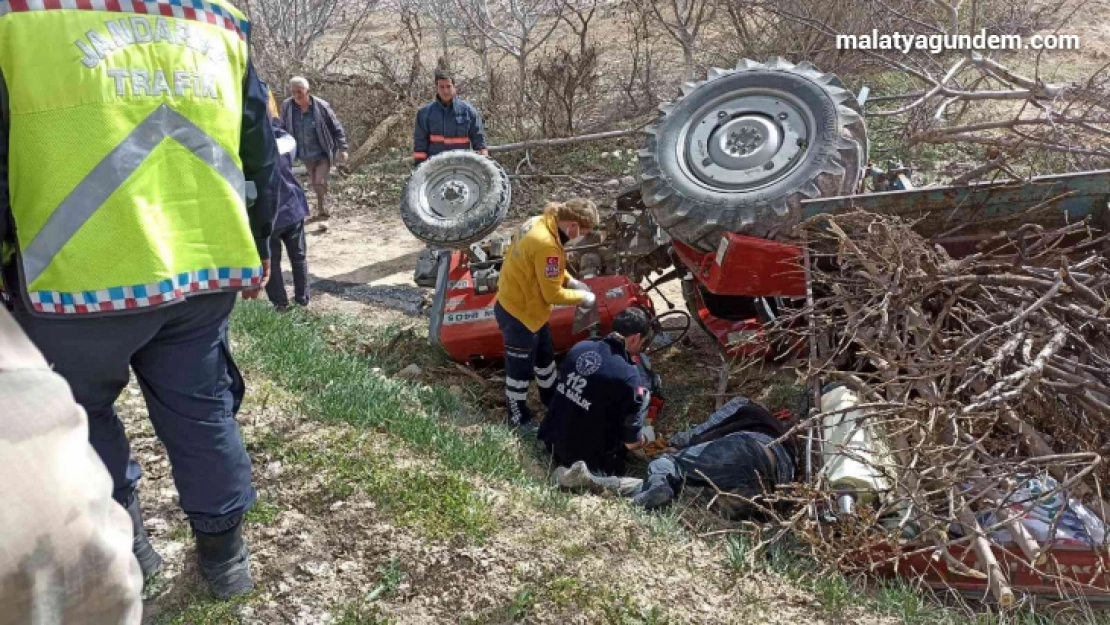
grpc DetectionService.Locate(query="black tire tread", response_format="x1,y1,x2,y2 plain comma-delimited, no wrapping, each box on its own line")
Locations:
639,57,867,253
400,151,511,247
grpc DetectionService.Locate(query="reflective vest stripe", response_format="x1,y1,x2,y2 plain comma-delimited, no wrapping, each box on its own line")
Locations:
0,0,249,39
429,135,470,146
29,265,262,314
21,104,245,286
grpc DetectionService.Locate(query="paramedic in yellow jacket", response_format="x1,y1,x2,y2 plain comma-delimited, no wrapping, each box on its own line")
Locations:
495,199,600,431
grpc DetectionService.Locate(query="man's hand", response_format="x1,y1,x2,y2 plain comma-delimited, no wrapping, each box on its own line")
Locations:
578,291,596,309
338,151,349,164
478,148,489,156
242,258,271,300
625,426,656,451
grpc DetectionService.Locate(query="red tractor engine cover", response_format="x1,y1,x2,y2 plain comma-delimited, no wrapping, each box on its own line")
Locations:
672,235,805,298
433,251,657,365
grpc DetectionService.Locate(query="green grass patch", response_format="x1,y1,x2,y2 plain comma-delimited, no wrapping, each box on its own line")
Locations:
155,593,252,625
166,523,192,543
538,575,671,624
327,560,404,624
505,586,536,621
230,304,526,484
244,494,283,526
526,482,575,515
367,558,405,601
276,430,495,542
245,427,286,456
332,599,393,625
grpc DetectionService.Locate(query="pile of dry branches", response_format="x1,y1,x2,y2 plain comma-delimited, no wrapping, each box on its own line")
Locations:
761,211,1110,605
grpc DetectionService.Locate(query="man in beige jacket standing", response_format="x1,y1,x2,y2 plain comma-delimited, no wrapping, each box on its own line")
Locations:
0,307,142,624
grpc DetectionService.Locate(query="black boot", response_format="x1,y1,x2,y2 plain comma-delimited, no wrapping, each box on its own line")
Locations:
194,520,254,600
125,493,163,580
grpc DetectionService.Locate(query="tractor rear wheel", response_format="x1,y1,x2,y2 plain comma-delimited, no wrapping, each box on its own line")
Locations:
639,57,867,253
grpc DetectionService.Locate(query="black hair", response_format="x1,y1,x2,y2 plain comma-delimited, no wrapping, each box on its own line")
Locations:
612,307,652,339
434,68,454,83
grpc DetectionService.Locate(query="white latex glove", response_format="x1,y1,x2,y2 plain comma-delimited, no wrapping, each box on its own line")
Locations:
567,278,590,292
578,291,597,309
640,425,656,444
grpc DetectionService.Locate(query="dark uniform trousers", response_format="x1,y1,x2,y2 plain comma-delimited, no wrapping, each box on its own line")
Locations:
12,292,255,533
494,301,557,425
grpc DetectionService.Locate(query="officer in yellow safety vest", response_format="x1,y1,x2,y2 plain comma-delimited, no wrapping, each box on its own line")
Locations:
0,0,278,601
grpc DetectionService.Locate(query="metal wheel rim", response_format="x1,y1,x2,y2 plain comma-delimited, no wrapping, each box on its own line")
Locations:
676,89,814,191
423,167,484,219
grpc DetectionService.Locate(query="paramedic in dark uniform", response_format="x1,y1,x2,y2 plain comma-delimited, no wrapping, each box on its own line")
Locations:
539,307,654,475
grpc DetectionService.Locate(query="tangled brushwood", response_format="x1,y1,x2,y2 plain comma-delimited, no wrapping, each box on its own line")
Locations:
754,212,1110,606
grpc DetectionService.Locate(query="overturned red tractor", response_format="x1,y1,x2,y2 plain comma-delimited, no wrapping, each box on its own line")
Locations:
399,57,868,363
400,56,1098,366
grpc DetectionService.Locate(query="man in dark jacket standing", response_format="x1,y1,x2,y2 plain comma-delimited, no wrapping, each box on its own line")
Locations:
412,68,488,165
267,93,311,310
410,68,491,286
281,76,348,221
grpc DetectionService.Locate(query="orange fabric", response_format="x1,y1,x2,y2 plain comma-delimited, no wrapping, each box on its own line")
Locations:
429,135,469,145
413,152,428,159
267,89,280,120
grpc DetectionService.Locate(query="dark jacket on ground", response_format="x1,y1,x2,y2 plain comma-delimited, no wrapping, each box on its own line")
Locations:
280,96,349,163
271,123,310,230
412,97,487,164
539,334,648,476
669,395,798,465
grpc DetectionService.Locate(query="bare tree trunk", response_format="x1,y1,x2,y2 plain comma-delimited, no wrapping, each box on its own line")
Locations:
437,24,449,58
682,43,696,81
347,109,413,170
517,53,530,140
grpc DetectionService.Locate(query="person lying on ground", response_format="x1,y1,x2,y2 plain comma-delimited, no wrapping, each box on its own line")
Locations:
554,396,797,519
538,307,656,477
